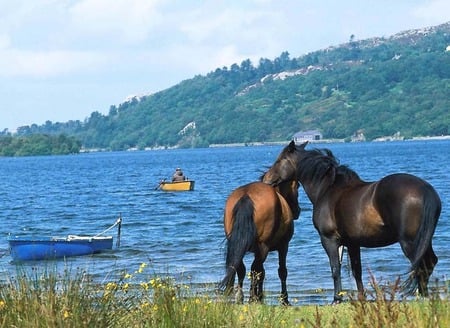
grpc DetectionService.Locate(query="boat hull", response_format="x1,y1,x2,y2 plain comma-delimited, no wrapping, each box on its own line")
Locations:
160,180,195,191
8,235,113,261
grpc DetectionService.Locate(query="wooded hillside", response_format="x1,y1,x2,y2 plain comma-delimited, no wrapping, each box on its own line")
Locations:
6,22,450,150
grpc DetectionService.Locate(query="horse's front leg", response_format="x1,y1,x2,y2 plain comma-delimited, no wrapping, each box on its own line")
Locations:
347,245,365,300
278,244,290,305
320,235,343,303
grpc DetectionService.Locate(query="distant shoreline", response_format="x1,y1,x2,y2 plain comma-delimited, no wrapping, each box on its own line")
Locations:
79,135,450,152
208,135,450,148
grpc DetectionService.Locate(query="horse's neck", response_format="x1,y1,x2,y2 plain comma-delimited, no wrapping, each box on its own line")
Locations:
302,179,332,205
277,188,300,220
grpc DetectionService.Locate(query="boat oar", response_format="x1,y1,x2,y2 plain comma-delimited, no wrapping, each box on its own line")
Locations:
154,179,165,190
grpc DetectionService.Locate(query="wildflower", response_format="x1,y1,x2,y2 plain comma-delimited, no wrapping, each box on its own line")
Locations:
122,283,130,291
124,273,133,279
195,298,201,304
0,300,5,310
137,263,147,273
140,282,149,290
106,282,118,291
63,310,71,319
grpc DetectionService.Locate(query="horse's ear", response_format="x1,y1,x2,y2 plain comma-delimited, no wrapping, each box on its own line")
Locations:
288,140,296,152
299,141,308,149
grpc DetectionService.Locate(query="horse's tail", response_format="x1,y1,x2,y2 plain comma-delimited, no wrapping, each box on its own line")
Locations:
403,186,441,294
218,195,257,293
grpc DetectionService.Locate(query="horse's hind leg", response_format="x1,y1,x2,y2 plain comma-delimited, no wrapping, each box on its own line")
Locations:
400,240,437,296
278,244,290,305
417,246,438,296
250,249,267,303
235,260,245,304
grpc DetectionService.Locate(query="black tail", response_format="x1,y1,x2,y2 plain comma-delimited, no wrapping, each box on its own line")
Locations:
218,195,257,292
403,186,441,293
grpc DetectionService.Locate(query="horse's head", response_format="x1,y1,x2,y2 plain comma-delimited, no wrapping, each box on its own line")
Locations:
262,140,307,186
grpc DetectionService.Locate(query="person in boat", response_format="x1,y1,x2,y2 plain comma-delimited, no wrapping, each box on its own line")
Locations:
172,168,186,182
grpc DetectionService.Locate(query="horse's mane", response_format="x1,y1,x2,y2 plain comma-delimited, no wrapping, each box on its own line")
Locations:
299,148,362,186
297,148,339,183
335,165,362,185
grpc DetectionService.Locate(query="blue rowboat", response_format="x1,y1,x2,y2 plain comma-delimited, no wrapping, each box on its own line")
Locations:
8,215,122,261
8,235,114,261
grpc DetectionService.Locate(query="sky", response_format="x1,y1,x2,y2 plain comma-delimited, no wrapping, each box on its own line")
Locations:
1,0,449,131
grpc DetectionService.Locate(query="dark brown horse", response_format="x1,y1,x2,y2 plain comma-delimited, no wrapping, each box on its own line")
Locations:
263,141,441,303
218,177,300,305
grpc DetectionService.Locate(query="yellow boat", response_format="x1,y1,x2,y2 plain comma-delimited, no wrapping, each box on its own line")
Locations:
159,180,195,191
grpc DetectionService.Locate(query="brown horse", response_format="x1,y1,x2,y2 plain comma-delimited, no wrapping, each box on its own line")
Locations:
218,177,300,305
263,141,441,303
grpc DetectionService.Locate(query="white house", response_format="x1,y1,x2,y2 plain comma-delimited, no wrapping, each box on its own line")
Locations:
293,130,323,143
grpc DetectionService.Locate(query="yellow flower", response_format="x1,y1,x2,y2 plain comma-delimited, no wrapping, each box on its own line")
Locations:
137,263,147,273
140,282,149,290
124,273,133,279
338,291,347,297
0,300,6,310
63,310,71,319
195,298,201,304
106,282,117,291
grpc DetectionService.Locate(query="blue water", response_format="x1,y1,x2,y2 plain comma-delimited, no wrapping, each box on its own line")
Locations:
0,140,448,304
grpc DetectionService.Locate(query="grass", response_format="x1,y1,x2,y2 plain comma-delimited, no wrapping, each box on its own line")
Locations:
0,263,448,327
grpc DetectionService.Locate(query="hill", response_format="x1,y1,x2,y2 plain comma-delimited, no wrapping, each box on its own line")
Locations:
7,22,450,150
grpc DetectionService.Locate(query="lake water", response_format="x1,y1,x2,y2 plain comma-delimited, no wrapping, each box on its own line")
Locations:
0,140,448,304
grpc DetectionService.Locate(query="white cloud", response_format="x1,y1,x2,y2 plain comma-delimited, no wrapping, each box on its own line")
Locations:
68,0,164,44
411,0,450,21
0,48,108,78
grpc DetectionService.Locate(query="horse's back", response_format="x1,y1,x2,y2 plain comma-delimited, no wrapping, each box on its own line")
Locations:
372,173,441,236
375,173,441,212
224,182,292,245
224,182,277,232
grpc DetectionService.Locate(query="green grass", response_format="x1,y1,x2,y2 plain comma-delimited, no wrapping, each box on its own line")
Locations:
0,263,448,327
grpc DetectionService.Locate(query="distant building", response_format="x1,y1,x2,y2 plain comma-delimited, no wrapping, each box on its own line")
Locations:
351,130,366,142
293,130,322,144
